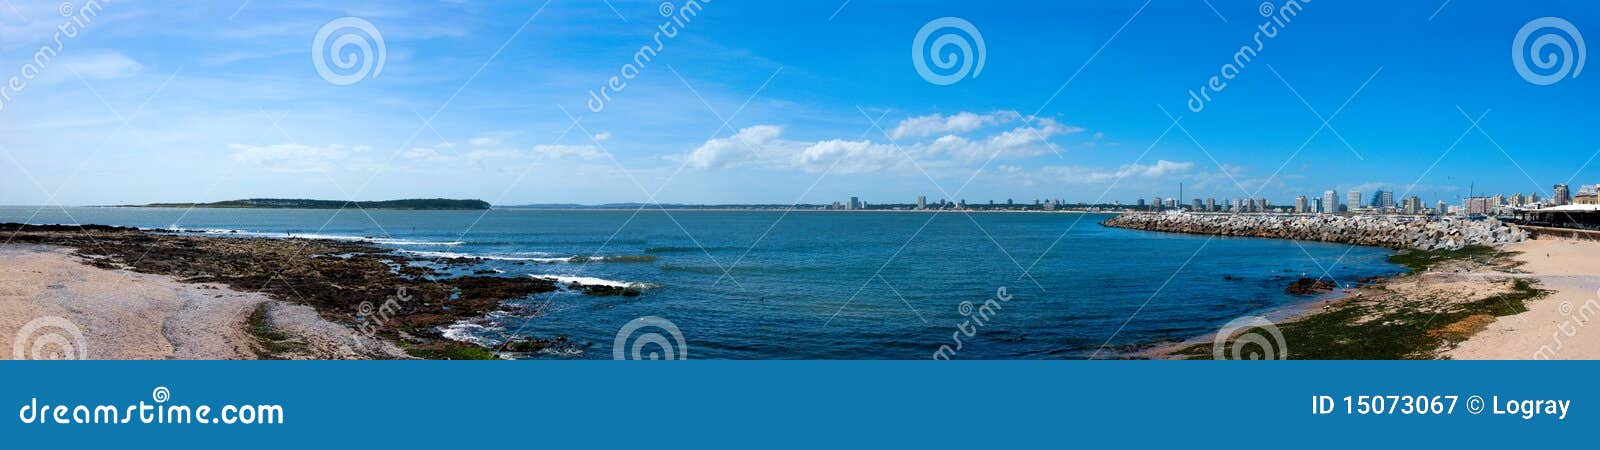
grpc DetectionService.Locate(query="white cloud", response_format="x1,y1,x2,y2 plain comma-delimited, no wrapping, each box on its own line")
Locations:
401,147,447,162
676,113,1088,176
889,111,1021,140
681,125,790,170
530,144,608,160
468,137,501,147
925,117,1083,161
1040,160,1196,184
32,52,145,85
794,139,904,174
229,143,367,172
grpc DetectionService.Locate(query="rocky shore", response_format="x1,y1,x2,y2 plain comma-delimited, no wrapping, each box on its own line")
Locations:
1,223,566,359
1102,213,1527,250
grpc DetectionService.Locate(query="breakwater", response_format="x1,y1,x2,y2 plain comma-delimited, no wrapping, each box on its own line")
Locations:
1102,213,1527,250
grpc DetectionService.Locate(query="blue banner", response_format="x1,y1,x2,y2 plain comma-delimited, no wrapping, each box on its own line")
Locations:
1,361,1589,448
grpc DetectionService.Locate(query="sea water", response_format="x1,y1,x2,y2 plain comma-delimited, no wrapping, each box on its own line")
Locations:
0,206,1404,359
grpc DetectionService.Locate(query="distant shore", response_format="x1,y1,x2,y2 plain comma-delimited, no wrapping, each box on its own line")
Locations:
494,207,1116,213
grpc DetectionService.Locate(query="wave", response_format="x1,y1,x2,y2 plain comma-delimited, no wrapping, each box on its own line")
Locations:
398,250,653,263
369,238,464,246
565,255,657,263
399,250,556,261
155,227,463,246
645,245,737,254
439,322,503,347
659,263,822,275
529,274,657,289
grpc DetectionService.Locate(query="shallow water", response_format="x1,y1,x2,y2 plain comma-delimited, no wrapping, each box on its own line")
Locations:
0,206,1404,359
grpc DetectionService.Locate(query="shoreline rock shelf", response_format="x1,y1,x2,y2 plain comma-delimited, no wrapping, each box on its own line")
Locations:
1101,213,1527,250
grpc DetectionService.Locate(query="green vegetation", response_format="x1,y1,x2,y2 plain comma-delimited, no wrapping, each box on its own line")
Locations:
1178,278,1548,359
407,344,497,360
1386,245,1509,272
246,303,306,359
139,198,491,210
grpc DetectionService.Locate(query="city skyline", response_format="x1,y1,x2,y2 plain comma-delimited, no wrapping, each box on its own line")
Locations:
807,180,1581,213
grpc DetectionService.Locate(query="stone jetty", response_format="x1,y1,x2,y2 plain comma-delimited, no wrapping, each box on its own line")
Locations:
1102,213,1527,250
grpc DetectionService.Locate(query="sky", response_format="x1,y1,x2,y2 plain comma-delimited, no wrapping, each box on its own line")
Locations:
0,0,1596,206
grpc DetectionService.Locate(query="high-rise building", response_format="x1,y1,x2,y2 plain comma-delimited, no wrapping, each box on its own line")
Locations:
1406,195,1422,214
1510,193,1525,206
1206,197,1216,212
916,196,926,210
1294,196,1308,213
1192,199,1203,210
1491,194,1506,206
1347,191,1362,212
1322,190,1339,215
1379,191,1395,210
1554,184,1571,206
1165,198,1177,209
1436,200,1447,215
1465,197,1493,216
849,196,860,210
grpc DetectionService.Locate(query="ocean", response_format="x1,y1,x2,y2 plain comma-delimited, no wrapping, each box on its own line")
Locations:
0,206,1405,359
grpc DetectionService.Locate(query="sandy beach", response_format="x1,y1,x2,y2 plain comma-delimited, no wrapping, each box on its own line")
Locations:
1145,232,1600,360
0,223,574,360
1448,238,1600,359
0,244,406,359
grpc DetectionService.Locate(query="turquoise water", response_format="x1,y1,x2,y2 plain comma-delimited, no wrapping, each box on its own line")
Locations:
0,206,1404,359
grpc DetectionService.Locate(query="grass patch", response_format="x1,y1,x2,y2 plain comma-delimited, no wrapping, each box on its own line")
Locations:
1176,278,1548,359
246,303,305,359
1387,245,1508,272
406,343,497,360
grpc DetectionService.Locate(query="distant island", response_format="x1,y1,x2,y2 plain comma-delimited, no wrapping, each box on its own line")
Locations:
131,198,491,210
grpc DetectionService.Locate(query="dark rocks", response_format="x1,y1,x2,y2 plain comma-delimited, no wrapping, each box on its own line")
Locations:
1285,277,1335,295
0,225,562,356
575,283,643,297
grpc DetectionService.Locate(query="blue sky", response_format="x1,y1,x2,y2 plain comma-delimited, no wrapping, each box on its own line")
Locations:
0,0,1596,206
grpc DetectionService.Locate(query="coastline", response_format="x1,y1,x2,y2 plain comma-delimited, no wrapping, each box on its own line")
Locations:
1144,235,1599,360
7,219,1596,360
0,223,569,360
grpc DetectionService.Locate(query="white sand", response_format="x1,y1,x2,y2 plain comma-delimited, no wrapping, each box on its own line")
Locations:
1448,237,1600,360
0,244,405,360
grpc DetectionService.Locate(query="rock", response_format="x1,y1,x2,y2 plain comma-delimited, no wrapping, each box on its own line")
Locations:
1285,277,1335,295
1101,213,1524,250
